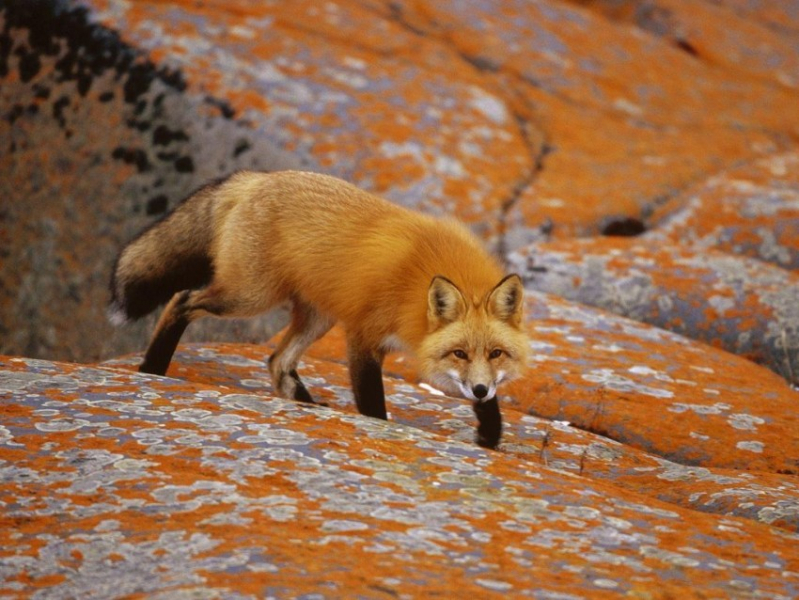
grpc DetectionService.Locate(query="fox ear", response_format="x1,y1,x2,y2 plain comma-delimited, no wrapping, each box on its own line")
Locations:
428,276,466,328
488,274,524,326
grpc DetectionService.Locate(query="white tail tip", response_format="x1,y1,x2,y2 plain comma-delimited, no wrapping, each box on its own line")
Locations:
107,304,129,327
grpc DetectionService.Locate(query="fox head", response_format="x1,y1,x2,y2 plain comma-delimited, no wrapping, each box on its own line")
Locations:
418,274,529,403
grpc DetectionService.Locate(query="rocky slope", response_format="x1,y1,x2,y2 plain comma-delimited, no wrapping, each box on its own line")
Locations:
1,0,799,597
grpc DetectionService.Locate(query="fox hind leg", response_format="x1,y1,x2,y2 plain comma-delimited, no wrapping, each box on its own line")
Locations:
139,285,236,376
269,301,334,403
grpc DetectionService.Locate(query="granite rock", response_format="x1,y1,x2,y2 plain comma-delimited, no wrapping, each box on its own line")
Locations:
646,152,799,270
0,1,297,362
510,238,799,384
2,318,799,597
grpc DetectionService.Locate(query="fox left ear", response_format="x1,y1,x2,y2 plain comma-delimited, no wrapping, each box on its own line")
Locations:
428,276,467,329
487,274,524,326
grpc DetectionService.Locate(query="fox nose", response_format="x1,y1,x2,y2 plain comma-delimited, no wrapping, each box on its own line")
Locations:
473,384,489,400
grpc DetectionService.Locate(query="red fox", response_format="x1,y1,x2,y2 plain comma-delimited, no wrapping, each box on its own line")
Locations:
109,171,528,448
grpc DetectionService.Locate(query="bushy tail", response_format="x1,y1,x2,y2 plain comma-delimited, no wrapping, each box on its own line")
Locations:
108,184,219,324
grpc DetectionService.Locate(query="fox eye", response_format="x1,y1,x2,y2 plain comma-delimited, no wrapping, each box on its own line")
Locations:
489,348,503,360
452,349,468,360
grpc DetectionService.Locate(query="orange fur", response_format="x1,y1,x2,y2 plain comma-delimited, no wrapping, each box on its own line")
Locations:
210,171,507,348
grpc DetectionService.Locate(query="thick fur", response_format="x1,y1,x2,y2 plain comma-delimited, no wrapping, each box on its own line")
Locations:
109,180,222,322
109,170,528,447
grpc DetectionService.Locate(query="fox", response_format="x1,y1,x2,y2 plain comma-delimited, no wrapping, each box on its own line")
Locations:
109,170,528,448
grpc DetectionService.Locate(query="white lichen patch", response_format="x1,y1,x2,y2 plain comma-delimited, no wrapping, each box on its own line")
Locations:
708,295,735,315
594,578,620,589
628,365,674,382
592,343,625,353
476,579,514,592
727,413,765,431
583,368,674,398
736,441,765,453
320,519,369,533
758,502,799,525
668,402,730,415
467,85,509,125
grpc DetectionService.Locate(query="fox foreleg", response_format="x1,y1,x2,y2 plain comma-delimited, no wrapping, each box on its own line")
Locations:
473,396,502,450
347,338,388,420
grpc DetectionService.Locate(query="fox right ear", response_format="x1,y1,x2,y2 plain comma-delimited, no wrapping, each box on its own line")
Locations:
487,273,524,327
428,276,466,328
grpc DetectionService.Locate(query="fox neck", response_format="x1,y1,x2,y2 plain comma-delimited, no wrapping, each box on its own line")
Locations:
383,294,428,357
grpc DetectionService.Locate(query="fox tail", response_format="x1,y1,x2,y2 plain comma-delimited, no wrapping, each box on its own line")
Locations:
108,183,220,324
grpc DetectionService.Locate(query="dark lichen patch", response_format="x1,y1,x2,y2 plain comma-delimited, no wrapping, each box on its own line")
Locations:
123,63,157,104
51,95,70,127
126,116,153,133
112,147,152,173
5,103,25,124
1,0,187,135
174,156,194,173
204,96,235,119
33,83,51,99
233,139,251,157
146,195,169,216
17,47,42,82
153,125,189,146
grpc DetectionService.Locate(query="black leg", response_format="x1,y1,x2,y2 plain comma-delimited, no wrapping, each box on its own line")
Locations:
348,350,387,420
288,369,314,403
473,396,502,449
139,315,189,375
139,291,191,375
267,351,317,404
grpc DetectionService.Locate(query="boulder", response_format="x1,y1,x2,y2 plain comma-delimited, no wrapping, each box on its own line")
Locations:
0,1,298,362
511,238,799,383
105,311,799,531
646,152,799,270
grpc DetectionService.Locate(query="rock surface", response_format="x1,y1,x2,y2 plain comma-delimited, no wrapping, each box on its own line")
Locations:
2,0,799,597
2,334,799,597
646,152,799,270
510,238,799,383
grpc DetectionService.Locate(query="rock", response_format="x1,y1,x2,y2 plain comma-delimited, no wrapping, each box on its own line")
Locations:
3,354,799,597
412,0,799,242
511,238,799,384
0,1,298,362
645,152,799,270
568,0,799,89
101,302,799,530
3,1,799,595
77,0,531,225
